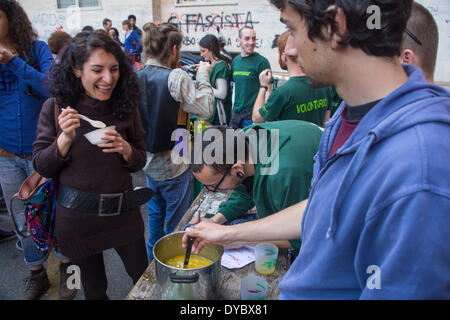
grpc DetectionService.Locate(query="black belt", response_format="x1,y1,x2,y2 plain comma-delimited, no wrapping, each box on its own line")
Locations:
57,183,153,216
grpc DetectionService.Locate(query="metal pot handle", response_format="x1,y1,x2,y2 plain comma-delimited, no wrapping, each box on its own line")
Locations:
170,272,199,284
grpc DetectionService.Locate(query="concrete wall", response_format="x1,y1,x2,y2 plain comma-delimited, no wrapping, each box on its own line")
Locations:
18,0,286,72
18,0,154,44
156,0,286,72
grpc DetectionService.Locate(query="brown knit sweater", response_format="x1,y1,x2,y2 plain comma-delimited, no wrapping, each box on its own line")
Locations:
32,95,147,259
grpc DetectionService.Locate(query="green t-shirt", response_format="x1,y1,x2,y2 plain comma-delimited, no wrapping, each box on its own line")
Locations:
218,120,323,256
259,76,339,127
231,53,271,114
327,87,342,118
207,60,232,124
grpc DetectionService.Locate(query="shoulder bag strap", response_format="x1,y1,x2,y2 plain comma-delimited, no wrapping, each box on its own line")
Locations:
9,194,28,237
53,98,60,133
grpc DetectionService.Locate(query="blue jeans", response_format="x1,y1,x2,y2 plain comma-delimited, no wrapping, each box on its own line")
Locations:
145,170,193,260
230,108,253,129
0,156,66,265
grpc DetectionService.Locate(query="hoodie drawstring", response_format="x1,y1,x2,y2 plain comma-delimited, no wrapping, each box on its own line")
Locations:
326,132,378,240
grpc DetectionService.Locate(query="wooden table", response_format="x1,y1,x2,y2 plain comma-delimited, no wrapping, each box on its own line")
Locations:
126,188,290,300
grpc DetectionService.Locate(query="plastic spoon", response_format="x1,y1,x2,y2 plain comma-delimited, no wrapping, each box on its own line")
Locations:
61,108,106,128
78,114,106,129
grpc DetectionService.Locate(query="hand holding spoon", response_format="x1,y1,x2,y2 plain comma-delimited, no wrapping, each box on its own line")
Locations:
62,107,106,128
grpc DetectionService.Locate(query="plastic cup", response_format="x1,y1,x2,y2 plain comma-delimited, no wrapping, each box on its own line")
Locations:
84,126,116,145
240,275,268,300
255,243,278,275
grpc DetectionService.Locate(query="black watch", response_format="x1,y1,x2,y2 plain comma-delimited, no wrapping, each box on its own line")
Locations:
260,85,268,91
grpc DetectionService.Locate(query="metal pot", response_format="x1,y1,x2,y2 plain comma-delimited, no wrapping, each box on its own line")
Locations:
153,231,224,300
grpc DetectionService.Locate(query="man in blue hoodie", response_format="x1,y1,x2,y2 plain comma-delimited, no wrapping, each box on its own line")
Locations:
184,0,450,299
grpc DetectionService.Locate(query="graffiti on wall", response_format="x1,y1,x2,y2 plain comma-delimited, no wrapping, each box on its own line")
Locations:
168,11,259,33
31,12,66,39
180,34,265,50
167,11,271,51
31,6,82,40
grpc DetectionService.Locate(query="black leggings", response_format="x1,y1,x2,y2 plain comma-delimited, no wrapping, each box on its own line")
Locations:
72,237,148,300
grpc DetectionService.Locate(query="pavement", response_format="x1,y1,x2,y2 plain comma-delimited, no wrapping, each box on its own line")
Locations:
0,170,149,300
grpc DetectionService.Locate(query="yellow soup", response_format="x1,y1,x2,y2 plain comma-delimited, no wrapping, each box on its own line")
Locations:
165,254,213,269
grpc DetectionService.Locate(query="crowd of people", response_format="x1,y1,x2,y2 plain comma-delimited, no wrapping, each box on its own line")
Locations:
0,0,448,300
82,15,143,65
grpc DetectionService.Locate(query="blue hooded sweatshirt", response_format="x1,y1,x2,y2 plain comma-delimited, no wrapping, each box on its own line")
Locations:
124,29,140,56
0,40,53,155
278,65,450,299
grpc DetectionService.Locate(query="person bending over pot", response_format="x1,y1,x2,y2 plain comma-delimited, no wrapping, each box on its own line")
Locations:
187,122,322,259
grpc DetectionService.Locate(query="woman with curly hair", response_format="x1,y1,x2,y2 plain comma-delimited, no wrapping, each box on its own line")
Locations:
0,0,73,300
32,30,151,300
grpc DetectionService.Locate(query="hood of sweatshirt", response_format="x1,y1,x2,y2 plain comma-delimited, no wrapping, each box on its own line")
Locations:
318,65,450,239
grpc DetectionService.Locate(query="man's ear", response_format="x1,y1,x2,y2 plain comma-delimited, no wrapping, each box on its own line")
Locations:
400,49,415,65
231,163,245,178
325,5,347,48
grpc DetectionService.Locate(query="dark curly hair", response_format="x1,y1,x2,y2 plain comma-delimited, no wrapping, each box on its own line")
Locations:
270,0,412,57
0,0,37,58
49,30,139,120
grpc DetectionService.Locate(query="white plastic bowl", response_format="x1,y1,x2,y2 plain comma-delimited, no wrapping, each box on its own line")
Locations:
84,125,115,145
